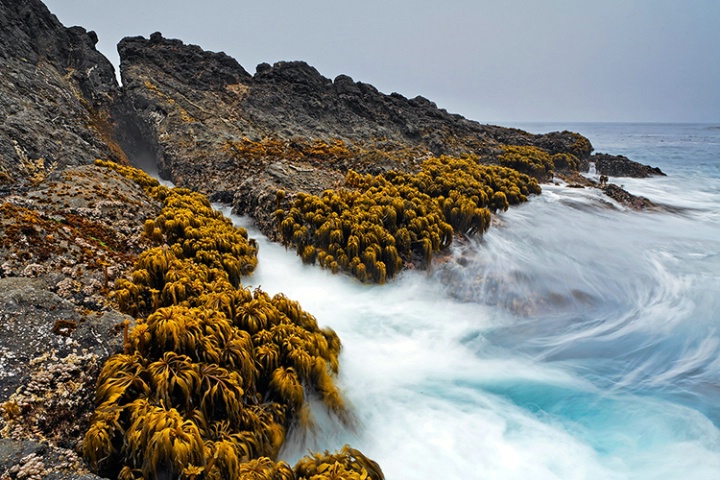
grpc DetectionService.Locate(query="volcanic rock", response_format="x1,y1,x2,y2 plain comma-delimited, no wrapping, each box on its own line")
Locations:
592,153,666,178
0,0,127,192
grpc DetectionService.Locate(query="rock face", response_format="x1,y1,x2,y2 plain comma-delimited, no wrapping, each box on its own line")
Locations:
116,33,595,238
592,153,666,178
0,0,127,193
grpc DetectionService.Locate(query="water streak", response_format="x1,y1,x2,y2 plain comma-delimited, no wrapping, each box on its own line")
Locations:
218,124,720,479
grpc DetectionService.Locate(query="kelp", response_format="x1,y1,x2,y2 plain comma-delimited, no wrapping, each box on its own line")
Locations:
86,161,382,480
275,155,540,283
498,145,555,181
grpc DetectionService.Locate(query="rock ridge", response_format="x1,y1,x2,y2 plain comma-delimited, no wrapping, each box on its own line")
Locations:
0,0,126,192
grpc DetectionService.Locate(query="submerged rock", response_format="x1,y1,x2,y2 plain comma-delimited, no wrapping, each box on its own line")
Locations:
601,183,655,209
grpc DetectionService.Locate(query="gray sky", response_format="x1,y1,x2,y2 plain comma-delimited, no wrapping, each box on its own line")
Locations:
43,0,720,123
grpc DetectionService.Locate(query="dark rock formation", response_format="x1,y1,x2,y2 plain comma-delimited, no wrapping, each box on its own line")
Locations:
592,153,666,178
117,34,592,177
0,0,127,192
601,183,655,209
0,276,123,394
115,33,595,239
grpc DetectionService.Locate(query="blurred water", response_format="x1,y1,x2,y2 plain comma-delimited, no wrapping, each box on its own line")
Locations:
223,123,720,479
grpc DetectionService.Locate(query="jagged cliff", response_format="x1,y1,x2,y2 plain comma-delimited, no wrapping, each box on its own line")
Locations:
0,1,662,199
115,33,599,238
117,32,588,184
0,0,666,478
0,0,128,194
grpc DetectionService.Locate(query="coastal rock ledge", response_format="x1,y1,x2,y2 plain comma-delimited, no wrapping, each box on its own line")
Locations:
592,153,666,178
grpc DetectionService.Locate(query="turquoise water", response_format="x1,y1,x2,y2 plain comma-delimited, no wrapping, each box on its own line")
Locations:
226,123,720,479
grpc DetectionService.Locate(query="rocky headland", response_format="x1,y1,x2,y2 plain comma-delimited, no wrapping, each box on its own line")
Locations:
0,0,665,478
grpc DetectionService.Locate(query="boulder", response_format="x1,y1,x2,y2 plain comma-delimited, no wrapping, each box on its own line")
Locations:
592,153,665,178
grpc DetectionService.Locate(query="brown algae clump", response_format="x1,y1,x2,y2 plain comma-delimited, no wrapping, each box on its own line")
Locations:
85,161,383,480
275,155,540,283
498,144,586,180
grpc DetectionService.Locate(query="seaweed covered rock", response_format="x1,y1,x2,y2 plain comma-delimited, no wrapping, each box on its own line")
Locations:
275,156,540,283
498,145,555,181
498,145,588,181
0,163,161,479
84,163,378,480
294,445,384,480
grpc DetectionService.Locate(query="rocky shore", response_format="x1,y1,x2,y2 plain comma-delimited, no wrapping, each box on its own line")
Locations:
0,0,665,478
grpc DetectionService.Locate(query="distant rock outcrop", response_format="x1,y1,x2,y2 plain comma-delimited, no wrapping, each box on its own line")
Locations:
592,153,666,178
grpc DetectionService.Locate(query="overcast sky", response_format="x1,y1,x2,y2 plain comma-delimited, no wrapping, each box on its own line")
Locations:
43,0,720,124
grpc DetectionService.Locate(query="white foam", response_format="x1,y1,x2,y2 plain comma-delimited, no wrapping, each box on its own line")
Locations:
222,191,720,479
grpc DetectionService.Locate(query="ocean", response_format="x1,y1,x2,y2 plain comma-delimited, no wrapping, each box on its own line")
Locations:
223,123,720,479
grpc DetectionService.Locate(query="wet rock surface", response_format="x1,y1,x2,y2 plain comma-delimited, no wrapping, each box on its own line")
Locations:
601,183,655,209
0,277,132,478
592,153,666,178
